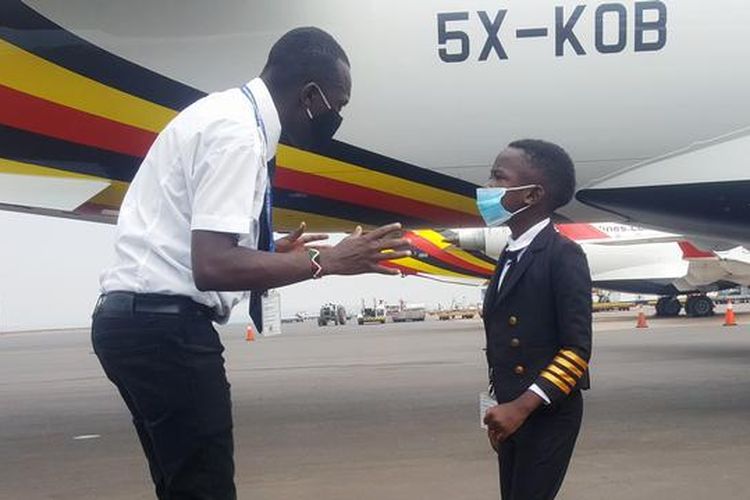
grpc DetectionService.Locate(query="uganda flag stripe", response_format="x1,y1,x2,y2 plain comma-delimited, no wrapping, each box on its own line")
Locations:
0,0,204,110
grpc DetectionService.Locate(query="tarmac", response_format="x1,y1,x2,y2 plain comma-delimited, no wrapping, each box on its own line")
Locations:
1,305,749,499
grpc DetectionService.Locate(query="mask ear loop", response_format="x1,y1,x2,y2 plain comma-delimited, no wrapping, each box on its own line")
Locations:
305,83,333,121
504,184,540,192
500,184,538,221
309,82,334,110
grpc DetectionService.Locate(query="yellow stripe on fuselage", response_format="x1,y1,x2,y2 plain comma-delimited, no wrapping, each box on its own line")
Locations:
412,229,453,250
389,256,474,279
277,145,478,216
1,157,97,181
413,230,495,272
273,208,365,233
0,39,176,133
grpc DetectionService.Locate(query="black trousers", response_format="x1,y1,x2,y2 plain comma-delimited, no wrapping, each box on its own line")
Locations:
92,300,236,500
498,390,583,500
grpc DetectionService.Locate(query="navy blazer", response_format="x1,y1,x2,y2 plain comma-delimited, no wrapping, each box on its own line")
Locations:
483,223,592,404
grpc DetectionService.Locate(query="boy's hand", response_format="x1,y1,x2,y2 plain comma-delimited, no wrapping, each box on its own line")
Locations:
487,428,502,453
483,391,543,445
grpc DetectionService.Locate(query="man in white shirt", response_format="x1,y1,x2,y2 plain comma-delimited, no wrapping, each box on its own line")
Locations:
92,28,410,500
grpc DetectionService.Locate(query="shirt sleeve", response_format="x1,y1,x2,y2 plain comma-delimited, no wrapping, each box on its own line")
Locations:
534,242,593,403
529,383,551,405
190,120,265,235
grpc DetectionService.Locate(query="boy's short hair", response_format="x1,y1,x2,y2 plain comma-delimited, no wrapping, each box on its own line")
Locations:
508,139,576,211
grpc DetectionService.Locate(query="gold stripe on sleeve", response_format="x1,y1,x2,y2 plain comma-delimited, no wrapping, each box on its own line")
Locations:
547,364,577,388
540,370,572,394
554,356,584,378
560,349,588,371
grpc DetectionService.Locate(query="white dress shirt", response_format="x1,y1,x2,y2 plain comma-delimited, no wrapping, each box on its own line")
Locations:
100,78,281,324
496,217,553,404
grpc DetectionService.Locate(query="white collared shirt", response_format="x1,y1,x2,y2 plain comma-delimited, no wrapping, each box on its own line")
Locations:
495,217,553,404
100,78,281,324
496,218,551,291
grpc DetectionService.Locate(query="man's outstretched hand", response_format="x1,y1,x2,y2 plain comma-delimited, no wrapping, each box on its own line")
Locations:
320,223,412,276
274,222,329,254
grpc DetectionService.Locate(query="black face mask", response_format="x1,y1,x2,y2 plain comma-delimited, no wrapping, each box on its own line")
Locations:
306,83,342,147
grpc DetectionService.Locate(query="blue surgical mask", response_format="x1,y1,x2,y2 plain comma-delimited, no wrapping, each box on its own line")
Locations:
476,186,537,227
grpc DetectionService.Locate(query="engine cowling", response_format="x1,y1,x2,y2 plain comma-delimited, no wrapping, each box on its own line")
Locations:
450,228,510,260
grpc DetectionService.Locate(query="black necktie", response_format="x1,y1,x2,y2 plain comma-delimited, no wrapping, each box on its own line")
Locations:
497,249,521,292
249,158,276,333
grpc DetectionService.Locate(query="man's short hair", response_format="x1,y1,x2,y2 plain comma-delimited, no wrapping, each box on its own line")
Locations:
509,139,576,210
264,27,349,90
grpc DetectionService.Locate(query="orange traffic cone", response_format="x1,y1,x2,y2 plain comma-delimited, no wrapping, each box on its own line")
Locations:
636,305,649,329
246,324,256,342
723,300,737,327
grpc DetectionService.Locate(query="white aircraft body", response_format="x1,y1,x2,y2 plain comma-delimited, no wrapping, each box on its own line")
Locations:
450,224,750,316
1,0,749,247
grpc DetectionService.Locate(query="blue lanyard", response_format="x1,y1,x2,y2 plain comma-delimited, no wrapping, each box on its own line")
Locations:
241,85,274,252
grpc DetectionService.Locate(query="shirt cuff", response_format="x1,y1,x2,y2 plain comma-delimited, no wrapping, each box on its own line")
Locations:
529,383,551,405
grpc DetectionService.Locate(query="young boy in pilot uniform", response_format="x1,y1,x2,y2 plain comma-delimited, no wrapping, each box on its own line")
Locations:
478,139,592,500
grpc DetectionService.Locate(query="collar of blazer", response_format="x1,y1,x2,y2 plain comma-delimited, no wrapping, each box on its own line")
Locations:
489,222,557,311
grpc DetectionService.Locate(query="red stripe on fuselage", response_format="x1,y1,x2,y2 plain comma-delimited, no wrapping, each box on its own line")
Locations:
274,166,481,226
405,231,494,277
556,223,609,241
678,241,715,259
0,84,156,158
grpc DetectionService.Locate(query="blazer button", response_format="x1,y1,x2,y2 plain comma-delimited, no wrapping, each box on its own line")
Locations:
508,316,519,326
514,365,525,376
510,338,521,348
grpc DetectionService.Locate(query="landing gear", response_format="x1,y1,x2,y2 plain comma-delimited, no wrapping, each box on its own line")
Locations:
655,296,682,317
685,295,715,317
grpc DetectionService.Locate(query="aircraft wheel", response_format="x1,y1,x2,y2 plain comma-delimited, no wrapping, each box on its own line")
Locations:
657,297,681,317
336,306,347,325
686,295,714,317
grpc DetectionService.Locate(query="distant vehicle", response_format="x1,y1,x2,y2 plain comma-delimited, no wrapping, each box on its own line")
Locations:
358,301,387,325
282,312,307,324
318,304,347,327
437,307,479,321
390,304,427,323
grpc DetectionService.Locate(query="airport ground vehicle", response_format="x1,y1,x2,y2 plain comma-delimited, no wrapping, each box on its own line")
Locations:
357,302,387,325
437,307,479,321
389,304,426,323
318,303,347,327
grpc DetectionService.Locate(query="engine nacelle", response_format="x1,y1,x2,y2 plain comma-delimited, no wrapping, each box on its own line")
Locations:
452,228,510,259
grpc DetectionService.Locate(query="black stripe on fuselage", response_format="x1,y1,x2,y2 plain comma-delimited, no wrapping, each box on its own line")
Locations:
273,188,431,228
0,0,205,111
291,139,479,198
0,125,140,181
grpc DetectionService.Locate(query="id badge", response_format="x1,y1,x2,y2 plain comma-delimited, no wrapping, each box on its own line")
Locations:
479,391,497,430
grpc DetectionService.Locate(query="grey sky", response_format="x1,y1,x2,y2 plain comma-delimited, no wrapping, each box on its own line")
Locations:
0,211,482,332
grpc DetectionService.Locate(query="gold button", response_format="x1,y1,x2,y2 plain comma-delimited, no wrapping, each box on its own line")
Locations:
514,365,525,376
510,338,521,348
508,316,518,326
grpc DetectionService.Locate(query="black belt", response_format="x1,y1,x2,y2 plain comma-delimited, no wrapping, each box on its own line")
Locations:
95,291,216,320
